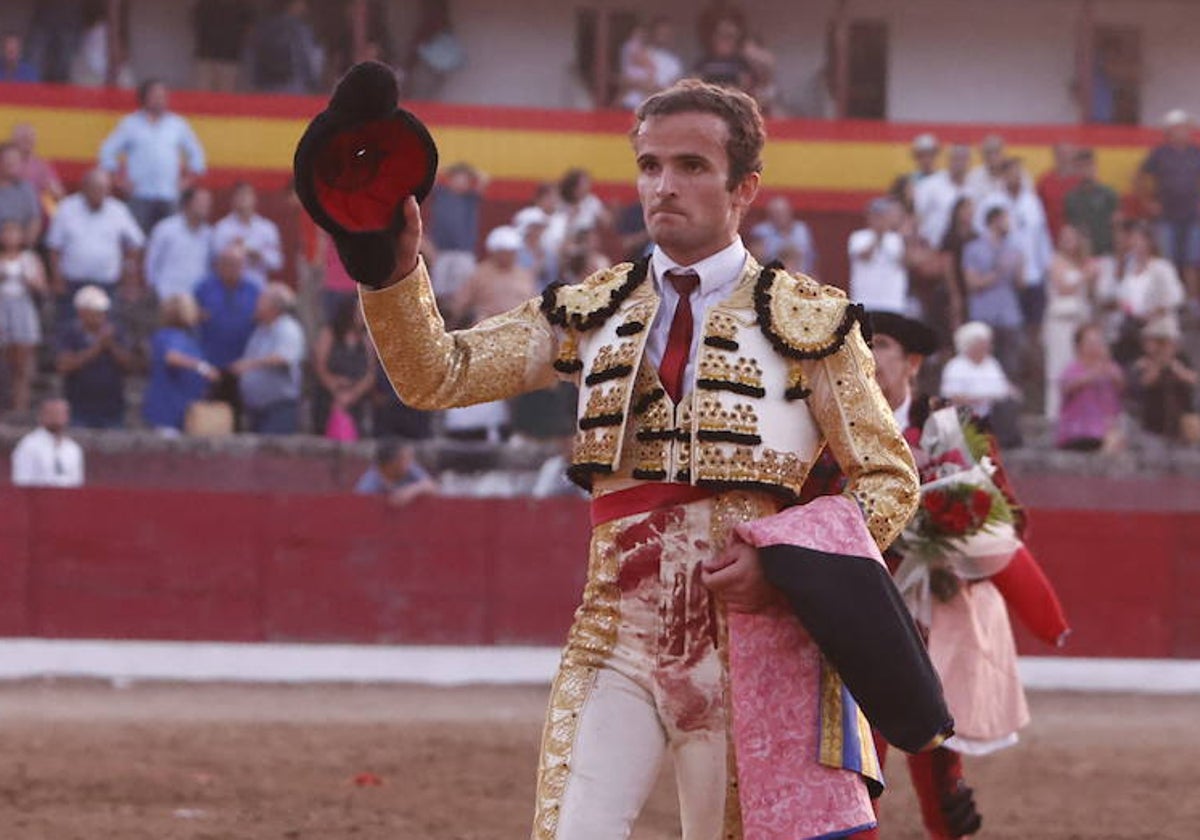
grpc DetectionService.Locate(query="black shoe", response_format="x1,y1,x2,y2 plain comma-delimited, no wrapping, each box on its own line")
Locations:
941,780,983,836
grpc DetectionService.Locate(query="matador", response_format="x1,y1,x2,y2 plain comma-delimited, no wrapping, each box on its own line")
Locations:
294,64,952,840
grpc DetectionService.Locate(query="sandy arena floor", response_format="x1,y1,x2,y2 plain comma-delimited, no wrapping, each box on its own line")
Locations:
0,681,1194,839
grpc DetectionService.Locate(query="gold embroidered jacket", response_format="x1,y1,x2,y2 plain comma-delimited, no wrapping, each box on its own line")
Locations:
361,255,918,549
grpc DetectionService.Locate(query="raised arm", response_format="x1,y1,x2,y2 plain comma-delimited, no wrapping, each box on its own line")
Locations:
359,198,560,410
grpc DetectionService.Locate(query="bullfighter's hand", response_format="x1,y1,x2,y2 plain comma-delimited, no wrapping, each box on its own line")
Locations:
700,540,783,614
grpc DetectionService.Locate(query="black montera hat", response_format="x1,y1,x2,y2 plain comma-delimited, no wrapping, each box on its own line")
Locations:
867,311,940,357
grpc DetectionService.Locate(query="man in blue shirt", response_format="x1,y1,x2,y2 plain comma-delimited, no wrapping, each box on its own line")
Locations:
0,32,39,82
427,162,487,303
962,206,1025,379
99,79,207,234
354,438,438,506
1140,109,1200,298
195,244,260,418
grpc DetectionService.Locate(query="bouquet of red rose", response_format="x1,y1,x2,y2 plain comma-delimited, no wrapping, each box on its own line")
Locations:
893,407,1020,623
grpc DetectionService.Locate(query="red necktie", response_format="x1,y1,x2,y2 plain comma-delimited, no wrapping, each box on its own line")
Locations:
658,270,700,402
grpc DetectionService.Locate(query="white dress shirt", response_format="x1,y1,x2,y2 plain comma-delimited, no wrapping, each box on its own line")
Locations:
45,194,145,285
10,427,85,488
848,229,907,313
144,213,213,300
893,393,913,431
212,213,283,287
913,170,968,247
645,238,747,389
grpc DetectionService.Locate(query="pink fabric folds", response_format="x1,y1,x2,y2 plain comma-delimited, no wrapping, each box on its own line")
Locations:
726,495,880,840
733,494,885,560
928,580,1030,747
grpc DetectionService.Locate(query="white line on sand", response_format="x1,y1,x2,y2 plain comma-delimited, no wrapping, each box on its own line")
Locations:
0,639,1196,693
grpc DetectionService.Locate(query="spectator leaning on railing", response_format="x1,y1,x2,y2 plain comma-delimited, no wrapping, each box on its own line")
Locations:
354,439,438,507
0,32,38,82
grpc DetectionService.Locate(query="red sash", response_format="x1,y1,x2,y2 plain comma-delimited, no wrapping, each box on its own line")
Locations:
590,482,713,528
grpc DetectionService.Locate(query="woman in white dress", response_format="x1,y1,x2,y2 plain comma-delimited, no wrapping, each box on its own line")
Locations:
1113,222,1186,363
1043,225,1098,420
0,220,45,415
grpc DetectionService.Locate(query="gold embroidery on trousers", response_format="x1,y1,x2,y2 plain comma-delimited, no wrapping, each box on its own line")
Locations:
532,521,623,839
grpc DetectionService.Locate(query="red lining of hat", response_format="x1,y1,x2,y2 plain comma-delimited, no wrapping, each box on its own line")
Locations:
311,118,434,232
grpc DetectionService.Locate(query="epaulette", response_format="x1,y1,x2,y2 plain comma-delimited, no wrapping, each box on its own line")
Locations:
540,256,650,332
753,261,868,360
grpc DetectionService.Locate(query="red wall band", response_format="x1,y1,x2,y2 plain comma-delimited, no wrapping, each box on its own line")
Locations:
0,487,1192,659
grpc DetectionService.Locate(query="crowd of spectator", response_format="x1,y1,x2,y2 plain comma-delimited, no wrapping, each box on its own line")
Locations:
616,5,779,115
843,116,1200,451
1,12,1199,495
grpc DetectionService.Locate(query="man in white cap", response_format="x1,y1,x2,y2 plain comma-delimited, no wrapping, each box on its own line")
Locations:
1133,314,1199,440
890,133,941,214
512,206,555,289
55,285,135,429
1139,109,1200,297
910,133,941,182
450,225,536,325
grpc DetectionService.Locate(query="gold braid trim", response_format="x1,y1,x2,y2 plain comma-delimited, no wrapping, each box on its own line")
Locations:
754,264,866,361
802,322,919,550
531,522,623,838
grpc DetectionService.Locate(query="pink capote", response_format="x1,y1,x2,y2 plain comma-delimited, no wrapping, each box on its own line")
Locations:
727,495,883,840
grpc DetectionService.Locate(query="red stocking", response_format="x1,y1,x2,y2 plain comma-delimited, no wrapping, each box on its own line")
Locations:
906,747,981,838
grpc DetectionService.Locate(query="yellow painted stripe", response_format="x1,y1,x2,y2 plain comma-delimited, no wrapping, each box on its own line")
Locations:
0,104,1148,191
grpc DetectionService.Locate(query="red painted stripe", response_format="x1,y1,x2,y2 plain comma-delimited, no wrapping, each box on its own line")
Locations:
1,81,1164,148
0,485,1195,657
